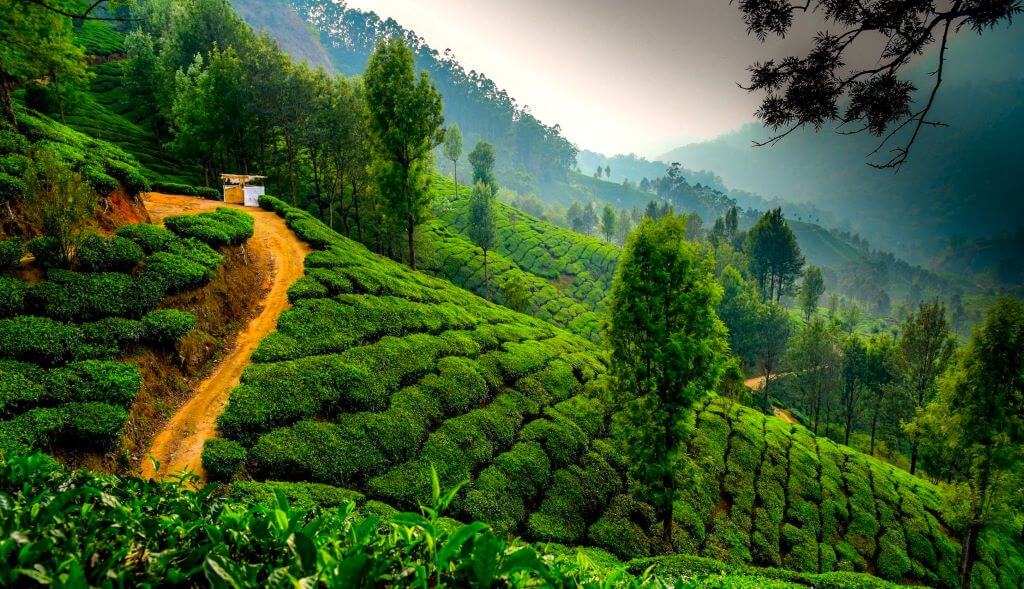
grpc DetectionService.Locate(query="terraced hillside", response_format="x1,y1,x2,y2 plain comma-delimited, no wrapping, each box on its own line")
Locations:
208,196,1024,588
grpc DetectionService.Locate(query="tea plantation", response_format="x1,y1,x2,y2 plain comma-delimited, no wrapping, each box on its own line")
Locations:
0,207,253,457
206,196,1024,588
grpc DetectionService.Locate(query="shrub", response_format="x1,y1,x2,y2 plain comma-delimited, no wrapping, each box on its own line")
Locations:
166,238,221,270
26,236,63,269
151,181,220,200
140,251,209,294
0,276,27,316
0,316,81,365
75,233,144,272
202,438,247,482
141,309,196,345
59,402,127,449
44,360,141,407
81,164,118,195
115,223,175,254
287,276,328,303
0,172,26,204
164,209,253,247
104,160,150,195
30,269,136,321
0,238,23,272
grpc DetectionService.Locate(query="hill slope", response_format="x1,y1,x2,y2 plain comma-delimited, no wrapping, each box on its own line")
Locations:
208,196,1024,588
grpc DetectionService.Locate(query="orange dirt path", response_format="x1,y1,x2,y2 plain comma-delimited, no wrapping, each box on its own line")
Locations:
139,193,310,483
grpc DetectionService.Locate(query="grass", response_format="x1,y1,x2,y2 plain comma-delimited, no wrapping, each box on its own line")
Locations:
212,194,1024,588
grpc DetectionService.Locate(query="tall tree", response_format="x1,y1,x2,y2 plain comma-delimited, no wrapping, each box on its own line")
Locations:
745,208,804,302
863,335,897,457
735,0,1022,168
607,215,728,550
468,140,496,188
364,37,444,270
615,208,633,245
443,124,463,195
467,181,497,298
922,298,1024,589
840,334,867,445
754,302,793,412
787,317,844,435
600,203,616,242
895,300,956,475
0,0,87,125
798,265,826,320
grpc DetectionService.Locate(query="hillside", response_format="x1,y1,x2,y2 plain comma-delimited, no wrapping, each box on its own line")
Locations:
203,196,1024,587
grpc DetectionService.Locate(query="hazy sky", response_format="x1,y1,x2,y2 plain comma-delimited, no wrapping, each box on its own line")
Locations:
344,0,882,157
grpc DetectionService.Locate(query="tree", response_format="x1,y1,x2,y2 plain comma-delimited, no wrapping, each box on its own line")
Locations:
467,181,497,298
594,167,602,179
921,298,1024,589
894,300,956,475
754,302,793,412
600,204,616,242
604,165,611,178
734,1,1022,168
581,202,599,236
0,0,88,125
798,265,826,320
23,147,95,267
606,215,728,550
787,317,844,435
501,272,530,314
839,334,867,445
468,140,496,188
615,208,633,245
863,335,896,456
364,37,444,270
443,125,463,194
745,208,804,302
724,206,739,238
567,200,585,234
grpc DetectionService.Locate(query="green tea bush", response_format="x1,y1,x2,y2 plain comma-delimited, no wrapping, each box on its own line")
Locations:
26,236,62,269
141,309,196,345
0,172,26,205
151,181,220,200
164,208,253,247
30,269,136,321
115,222,175,254
0,277,27,317
104,159,150,195
75,232,144,272
0,316,81,365
57,401,126,448
0,238,22,273
43,360,140,407
202,438,247,482
81,164,118,195
140,251,209,294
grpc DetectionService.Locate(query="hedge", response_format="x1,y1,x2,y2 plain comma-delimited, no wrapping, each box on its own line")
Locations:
201,438,247,482
0,172,26,204
0,238,23,272
0,276,27,316
43,360,141,407
30,269,137,321
26,236,62,269
114,223,175,254
141,309,196,345
75,233,144,272
164,208,253,247
150,181,220,200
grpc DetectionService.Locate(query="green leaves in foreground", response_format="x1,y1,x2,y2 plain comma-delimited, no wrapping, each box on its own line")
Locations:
0,455,659,587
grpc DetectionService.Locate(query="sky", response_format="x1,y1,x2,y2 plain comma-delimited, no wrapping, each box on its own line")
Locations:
342,0,886,157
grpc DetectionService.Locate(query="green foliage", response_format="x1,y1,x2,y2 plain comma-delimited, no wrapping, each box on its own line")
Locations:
141,309,196,345
469,140,496,187
798,265,825,320
202,438,247,482
0,238,23,273
43,360,141,407
164,207,254,247
746,208,804,302
115,222,176,254
0,172,26,204
75,232,144,272
151,181,220,199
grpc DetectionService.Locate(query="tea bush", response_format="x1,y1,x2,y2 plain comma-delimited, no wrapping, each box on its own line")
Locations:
0,238,22,272
141,308,196,345
202,438,247,482
75,232,144,272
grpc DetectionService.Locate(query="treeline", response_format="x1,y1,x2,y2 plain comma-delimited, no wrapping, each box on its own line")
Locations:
118,0,456,263
286,0,578,189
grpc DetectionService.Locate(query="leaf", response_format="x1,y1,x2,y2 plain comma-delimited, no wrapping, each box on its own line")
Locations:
436,522,487,568
288,532,317,575
204,556,242,589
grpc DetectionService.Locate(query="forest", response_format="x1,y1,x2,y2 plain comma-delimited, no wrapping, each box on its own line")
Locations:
0,0,1021,587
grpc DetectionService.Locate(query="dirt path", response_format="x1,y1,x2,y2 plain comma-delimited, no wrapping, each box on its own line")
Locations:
139,193,310,482
744,373,800,424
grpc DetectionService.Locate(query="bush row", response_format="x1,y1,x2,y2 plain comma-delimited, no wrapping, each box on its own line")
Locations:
150,181,220,200
164,207,253,247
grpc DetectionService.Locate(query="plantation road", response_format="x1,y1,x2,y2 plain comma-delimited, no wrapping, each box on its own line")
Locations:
140,193,311,482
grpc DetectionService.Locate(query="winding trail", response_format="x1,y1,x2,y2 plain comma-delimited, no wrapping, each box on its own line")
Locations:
743,373,800,424
139,193,310,482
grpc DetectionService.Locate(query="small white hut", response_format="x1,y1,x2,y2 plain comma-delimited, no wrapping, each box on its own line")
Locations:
220,174,265,207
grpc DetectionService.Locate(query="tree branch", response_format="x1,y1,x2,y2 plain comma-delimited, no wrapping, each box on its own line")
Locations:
20,0,140,21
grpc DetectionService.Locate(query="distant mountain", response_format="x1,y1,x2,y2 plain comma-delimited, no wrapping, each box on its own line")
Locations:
230,0,577,192
660,24,1024,272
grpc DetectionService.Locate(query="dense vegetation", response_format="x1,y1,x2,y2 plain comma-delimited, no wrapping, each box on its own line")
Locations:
0,202,251,458
203,196,1024,587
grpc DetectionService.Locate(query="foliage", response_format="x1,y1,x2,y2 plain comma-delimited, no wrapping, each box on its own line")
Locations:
22,148,96,268
745,209,804,303
364,36,445,269
164,207,254,247
75,232,144,272
501,273,531,314
606,214,728,547
469,140,497,188
151,181,220,200
0,238,22,273
202,437,247,481
141,309,197,345
467,181,497,295
798,266,825,321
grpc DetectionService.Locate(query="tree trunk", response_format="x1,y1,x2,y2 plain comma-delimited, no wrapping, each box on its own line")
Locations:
0,59,16,127
909,433,919,475
407,216,416,271
958,521,980,589
661,410,676,551
869,408,879,456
